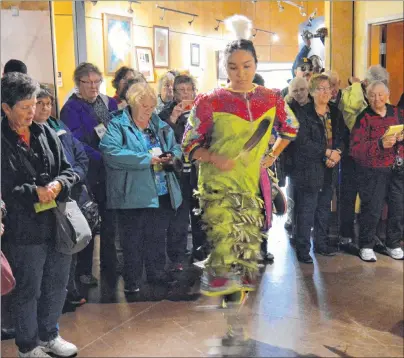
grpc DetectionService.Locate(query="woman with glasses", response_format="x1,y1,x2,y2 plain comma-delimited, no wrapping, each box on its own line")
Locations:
156,71,175,113
33,85,97,310
292,74,345,263
61,62,118,275
350,81,404,262
1,72,77,358
100,82,182,293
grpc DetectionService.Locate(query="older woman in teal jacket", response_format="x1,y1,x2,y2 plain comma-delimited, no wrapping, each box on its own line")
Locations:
100,82,182,293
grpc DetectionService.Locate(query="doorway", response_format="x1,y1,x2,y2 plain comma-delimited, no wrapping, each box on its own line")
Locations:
368,20,404,105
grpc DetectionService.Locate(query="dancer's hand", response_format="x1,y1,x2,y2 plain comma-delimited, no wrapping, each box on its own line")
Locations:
261,154,276,168
210,153,235,171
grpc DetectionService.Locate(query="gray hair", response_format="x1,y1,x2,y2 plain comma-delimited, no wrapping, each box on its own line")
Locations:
324,70,339,83
157,71,175,94
366,80,390,97
286,77,308,103
73,62,103,87
365,65,389,86
37,84,55,103
1,72,39,108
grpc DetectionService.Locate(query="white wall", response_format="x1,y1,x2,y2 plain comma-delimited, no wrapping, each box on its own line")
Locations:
1,9,54,84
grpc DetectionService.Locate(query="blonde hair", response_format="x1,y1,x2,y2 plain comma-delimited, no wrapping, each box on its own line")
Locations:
126,82,157,109
308,74,330,96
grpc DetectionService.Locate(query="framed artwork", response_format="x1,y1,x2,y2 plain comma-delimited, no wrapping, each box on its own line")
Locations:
135,47,155,83
153,26,169,68
216,50,227,80
190,43,200,67
102,14,133,76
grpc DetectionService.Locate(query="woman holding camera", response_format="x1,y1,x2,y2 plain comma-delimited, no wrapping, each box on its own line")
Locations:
350,81,404,262
99,83,182,293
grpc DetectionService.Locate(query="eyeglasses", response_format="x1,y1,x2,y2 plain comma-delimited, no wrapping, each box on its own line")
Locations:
79,79,102,86
144,128,157,145
37,100,53,108
175,87,194,94
316,86,331,93
299,65,313,72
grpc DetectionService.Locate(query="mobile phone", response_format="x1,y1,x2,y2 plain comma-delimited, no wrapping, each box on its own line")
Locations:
182,100,194,111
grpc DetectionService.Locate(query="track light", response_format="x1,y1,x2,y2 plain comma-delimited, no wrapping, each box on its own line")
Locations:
91,1,97,5
159,9,165,21
277,1,285,12
252,29,258,38
214,19,222,31
299,1,307,16
272,33,280,42
128,1,134,14
188,15,196,26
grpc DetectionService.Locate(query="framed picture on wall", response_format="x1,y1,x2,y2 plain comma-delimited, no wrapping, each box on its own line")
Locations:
216,50,227,80
190,43,200,66
135,47,155,83
102,14,133,76
153,26,169,68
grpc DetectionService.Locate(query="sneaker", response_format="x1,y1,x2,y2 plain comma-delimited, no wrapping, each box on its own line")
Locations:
386,247,404,260
297,252,313,264
124,285,140,294
170,263,184,272
339,237,352,246
359,248,377,262
39,336,77,357
200,270,241,297
67,290,86,306
18,347,51,358
314,246,337,256
79,274,98,286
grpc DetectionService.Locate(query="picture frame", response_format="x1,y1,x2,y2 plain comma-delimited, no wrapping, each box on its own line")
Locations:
135,46,155,83
190,43,200,67
216,50,227,80
102,13,133,76
153,26,169,68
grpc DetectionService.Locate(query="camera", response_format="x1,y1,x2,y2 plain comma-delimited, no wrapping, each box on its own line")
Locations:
159,152,183,173
301,27,328,40
393,156,404,174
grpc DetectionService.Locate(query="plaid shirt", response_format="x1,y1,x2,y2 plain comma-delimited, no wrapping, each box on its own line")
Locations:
350,104,404,168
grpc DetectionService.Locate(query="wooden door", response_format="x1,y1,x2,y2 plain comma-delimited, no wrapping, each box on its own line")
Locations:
369,24,381,66
386,21,404,105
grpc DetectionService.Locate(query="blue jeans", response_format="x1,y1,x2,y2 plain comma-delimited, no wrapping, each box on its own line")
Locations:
8,243,71,352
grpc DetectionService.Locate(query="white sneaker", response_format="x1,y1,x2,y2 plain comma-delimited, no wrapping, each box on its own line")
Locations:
39,336,77,357
18,347,51,358
359,248,377,262
386,247,404,260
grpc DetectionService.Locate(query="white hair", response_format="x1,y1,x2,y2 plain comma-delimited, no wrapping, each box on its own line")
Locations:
366,80,390,96
365,65,389,85
224,14,253,40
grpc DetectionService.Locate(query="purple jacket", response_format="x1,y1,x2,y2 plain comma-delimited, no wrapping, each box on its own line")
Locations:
60,94,117,188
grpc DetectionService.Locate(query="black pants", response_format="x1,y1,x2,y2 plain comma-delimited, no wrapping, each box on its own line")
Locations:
339,155,358,239
76,237,95,276
166,173,190,264
295,182,333,255
92,181,118,272
357,166,404,249
116,195,174,287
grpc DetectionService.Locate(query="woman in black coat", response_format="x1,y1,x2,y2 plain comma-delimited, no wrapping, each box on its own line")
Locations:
291,74,345,263
1,73,77,358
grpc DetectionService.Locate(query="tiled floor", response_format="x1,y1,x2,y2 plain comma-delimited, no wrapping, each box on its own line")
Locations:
2,216,403,357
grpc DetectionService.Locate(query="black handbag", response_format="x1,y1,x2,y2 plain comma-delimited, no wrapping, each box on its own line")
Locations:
2,135,92,254
78,184,100,232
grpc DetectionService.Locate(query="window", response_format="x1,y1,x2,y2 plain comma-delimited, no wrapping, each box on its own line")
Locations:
256,62,294,90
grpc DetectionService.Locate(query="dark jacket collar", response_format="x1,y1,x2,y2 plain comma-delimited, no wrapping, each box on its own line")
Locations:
2,117,44,142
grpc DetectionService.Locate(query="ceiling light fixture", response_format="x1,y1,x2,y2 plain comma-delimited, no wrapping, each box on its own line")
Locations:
277,1,285,12
272,33,280,42
156,5,198,24
300,1,307,16
159,9,165,20
214,19,223,31
252,29,258,38
128,1,134,14
91,1,98,5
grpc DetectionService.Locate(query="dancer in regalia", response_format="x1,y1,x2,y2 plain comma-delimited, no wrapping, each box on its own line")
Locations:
182,15,299,299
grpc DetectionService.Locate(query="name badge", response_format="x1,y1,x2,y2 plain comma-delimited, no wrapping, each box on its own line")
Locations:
56,129,67,137
94,123,107,139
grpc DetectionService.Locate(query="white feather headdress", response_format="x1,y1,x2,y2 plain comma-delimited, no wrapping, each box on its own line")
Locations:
224,14,253,41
